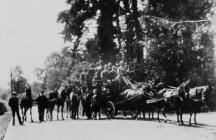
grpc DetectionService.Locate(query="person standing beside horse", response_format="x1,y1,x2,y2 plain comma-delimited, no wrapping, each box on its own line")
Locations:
80,69,88,89
8,91,23,126
36,90,48,122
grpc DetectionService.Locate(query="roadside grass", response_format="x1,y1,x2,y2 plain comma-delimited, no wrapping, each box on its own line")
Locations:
0,98,11,140
0,112,11,140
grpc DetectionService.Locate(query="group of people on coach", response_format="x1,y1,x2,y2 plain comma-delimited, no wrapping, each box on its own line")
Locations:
80,60,135,92
78,60,137,119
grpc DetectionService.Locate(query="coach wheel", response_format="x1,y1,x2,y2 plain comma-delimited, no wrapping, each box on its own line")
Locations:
105,101,115,119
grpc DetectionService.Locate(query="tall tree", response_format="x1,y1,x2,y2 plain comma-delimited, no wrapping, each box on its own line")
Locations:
58,0,144,63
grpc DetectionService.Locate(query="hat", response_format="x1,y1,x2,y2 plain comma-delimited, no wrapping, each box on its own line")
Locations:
12,91,17,95
119,61,124,65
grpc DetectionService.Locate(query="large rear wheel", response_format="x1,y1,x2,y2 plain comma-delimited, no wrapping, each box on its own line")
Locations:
105,101,115,119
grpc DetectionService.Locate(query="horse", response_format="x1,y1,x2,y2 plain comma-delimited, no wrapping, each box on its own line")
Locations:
55,88,68,120
45,91,56,121
186,85,211,125
20,88,34,122
154,80,191,124
118,83,153,119
142,82,177,120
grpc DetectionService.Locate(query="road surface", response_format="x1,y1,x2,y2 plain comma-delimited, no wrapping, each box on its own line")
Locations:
4,107,216,140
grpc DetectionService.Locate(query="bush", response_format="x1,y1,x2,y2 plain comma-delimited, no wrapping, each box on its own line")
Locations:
0,100,9,116
0,103,6,116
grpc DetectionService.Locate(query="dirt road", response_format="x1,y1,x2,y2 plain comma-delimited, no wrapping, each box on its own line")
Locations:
4,107,216,140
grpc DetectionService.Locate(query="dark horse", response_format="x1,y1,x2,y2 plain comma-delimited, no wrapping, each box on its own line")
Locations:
45,90,56,121
20,87,34,122
118,86,149,119
56,88,68,120
155,80,191,124
186,85,211,125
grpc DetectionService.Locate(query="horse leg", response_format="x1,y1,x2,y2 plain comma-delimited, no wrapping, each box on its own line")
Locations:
176,111,180,124
99,108,101,120
47,109,50,121
157,110,160,122
162,107,167,123
142,111,146,119
94,110,97,120
180,108,184,125
30,107,33,122
66,103,68,118
71,109,74,119
76,107,79,119
21,107,24,121
77,108,79,119
24,108,28,121
82,101,85,117
189,112,192,126
194,111,197,124
151,110,154,119
57,105,59,120
148,111,151,119
45,109,48,121
61,104,64,120
50,108,53,121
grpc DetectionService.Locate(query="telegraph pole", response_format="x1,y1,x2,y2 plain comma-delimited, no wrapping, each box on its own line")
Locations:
10,66,13,93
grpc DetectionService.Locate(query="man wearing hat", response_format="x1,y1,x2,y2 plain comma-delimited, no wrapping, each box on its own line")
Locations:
8,91,23,125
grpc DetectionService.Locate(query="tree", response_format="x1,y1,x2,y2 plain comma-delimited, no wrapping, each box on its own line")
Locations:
57,0,145,63
35,46,91,90
11,66,28,94
141,0,214,86
85,37,100,62
31,81,42,98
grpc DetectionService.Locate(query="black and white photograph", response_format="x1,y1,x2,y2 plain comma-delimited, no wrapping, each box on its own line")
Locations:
0,0,216,140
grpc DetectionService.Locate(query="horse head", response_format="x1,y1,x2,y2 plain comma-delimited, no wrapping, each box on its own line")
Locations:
200,85,211,104
140,83,154,98
178,79,191,100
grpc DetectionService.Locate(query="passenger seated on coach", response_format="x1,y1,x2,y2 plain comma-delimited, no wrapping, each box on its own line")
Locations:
92,70,103,86
101,64,109,84
108,65,117,82
80,69,87,88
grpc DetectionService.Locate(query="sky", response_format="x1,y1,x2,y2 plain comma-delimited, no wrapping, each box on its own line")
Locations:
0,0,69,89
